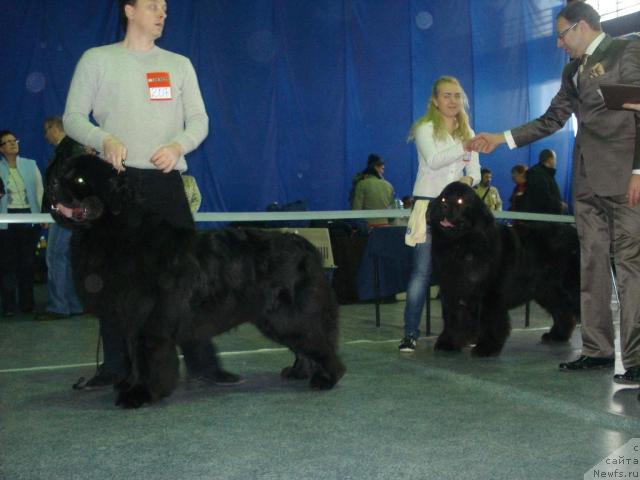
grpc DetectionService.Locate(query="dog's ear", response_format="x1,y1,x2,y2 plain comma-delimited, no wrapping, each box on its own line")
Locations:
470,192,496,227
426,195,442,225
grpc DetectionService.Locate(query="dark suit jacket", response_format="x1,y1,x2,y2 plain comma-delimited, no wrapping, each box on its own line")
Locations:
511,35,640,197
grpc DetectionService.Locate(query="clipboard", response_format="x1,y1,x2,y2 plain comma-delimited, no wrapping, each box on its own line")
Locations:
600,83,640,110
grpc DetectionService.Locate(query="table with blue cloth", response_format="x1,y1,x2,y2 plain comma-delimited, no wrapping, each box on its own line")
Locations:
356,225,418,328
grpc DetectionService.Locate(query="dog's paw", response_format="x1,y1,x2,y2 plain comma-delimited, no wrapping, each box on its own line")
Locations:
114,377,133,393
309,371,337,390
281,365,310,380
115,384,152,409
434,337,461,352
471,344,501,357
541,332,570,344
281,355,314,380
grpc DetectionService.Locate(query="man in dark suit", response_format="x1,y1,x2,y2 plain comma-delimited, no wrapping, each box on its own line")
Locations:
467,2,640,383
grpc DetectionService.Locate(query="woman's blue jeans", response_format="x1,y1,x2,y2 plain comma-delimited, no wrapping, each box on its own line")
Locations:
402,240,432,338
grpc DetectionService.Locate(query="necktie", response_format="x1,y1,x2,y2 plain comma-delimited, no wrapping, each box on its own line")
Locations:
575,54,589,89
579,54,589,75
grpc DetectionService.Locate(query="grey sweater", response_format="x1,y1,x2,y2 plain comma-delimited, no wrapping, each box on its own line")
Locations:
63,42,208,171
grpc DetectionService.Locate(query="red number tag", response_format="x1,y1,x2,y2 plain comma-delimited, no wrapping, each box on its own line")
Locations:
147,72,172,101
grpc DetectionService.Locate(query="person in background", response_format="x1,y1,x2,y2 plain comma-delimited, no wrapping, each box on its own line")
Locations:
36,117,85,321
508,164,528,211
182,174,202,213
473,167,502,211
399,75,480,352
351,154,395,227
0,130,43,317
520,149,566,214
349,154,378,207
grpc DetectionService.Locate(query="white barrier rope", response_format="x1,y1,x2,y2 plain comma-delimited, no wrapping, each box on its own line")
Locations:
0,209,575,224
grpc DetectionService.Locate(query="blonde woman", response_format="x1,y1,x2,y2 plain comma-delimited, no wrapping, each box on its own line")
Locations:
399,76,481,351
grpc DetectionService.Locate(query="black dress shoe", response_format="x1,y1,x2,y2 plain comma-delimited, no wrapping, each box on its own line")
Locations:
72,365,126,391
613,366,640,385
559,355,614,371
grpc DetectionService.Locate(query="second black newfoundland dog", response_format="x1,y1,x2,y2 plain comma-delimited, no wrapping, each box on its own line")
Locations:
45,155,345,408
428,181,580,356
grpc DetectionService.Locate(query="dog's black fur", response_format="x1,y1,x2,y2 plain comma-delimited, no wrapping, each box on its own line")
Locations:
428,182,580,356
45,154,345,408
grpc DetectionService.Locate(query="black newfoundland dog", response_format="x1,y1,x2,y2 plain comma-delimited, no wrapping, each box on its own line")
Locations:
428,181,580,357
45,155,345,408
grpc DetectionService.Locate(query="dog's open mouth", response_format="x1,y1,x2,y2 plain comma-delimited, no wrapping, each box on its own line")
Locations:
52,196,104,222
440,218,455,228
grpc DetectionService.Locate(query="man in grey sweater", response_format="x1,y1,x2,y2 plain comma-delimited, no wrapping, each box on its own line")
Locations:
64,0,241,389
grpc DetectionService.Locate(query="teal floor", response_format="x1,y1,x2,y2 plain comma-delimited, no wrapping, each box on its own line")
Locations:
1,287,638,480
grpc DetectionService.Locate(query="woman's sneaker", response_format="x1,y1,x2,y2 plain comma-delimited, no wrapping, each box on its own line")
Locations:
398,335,417,352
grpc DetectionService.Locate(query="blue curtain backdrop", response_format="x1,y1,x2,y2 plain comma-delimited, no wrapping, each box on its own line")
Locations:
0,0,572,214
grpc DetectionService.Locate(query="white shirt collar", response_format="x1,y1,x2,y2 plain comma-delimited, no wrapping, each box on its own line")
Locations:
585,32,606,56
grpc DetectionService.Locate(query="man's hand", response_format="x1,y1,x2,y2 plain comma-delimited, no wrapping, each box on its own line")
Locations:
151,143,183,173
622,103,640,112
103,135,127,172
466,132,506,154
627,174,640,207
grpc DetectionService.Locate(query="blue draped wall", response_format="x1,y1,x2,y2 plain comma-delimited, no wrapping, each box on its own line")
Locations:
0,0,573,213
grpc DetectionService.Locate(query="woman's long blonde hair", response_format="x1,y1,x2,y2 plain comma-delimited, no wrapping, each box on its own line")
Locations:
408,76,472,143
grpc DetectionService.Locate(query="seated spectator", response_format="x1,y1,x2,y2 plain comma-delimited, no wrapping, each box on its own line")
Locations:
182,174,202,213
349,154,382,207
520,149,566,214
36,117,84,320
348,159,367,208
473,167,502,211
351,154,395,226
0,130,43,317
508,164,528,211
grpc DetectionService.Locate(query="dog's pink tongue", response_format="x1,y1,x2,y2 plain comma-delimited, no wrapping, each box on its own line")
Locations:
54,203,75,219
440,218,454,228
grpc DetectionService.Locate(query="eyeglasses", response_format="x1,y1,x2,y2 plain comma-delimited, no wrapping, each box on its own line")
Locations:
557,22,578,39
0,139,19,147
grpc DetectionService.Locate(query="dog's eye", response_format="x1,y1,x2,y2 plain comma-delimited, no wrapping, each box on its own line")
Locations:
457,198,463,205
75,176,86,185
441,198,445,203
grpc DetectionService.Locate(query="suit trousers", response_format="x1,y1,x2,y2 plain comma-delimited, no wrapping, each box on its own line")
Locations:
573,157,640,369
